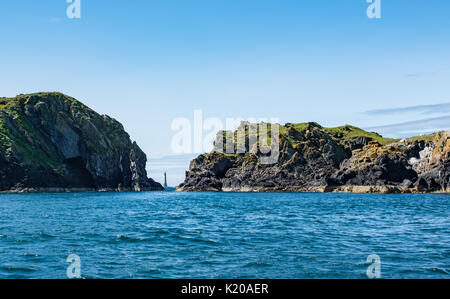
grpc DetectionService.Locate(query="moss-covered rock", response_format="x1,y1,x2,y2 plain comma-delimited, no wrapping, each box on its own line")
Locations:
0,92,163,192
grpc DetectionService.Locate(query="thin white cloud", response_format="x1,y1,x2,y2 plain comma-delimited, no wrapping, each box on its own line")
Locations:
365,116,450,138
366,103,450,116
403,72,424,78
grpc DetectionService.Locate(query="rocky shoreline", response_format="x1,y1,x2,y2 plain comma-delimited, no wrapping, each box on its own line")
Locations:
219,185,450,194
178,122,449,194
179,184,450,194
0,187,165,194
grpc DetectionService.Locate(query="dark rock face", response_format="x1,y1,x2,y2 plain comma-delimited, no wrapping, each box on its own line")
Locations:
178,122,449,193
0,92,163,192
329,142,418,187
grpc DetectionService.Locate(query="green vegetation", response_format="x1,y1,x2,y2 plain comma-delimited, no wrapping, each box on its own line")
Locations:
290,122,320,133
323,125,399,145
406,133,437,143
0,96,21,111
0,113,60,167
0,118,13,157
215,122,410,154
214,122,283,154
0,93,89,167
0,91,141,169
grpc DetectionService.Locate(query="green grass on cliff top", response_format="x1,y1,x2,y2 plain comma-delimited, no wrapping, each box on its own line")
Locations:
281,122,399,145
0,92,91,112
406,133,436,143
322,125,399,145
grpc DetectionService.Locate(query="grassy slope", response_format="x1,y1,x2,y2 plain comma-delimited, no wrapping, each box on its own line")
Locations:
0,93,66,166
322,125,399,145
406,134,437,143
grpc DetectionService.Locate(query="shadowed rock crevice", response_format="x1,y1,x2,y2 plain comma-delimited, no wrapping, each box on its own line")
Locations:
64,157,96,188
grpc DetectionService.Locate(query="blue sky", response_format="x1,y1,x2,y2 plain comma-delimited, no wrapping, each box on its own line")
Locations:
1,1,450,185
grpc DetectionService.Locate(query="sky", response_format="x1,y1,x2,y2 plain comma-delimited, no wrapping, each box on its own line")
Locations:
1,0,450,185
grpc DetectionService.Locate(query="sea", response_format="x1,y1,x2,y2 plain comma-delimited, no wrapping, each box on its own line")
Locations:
0,191,448,279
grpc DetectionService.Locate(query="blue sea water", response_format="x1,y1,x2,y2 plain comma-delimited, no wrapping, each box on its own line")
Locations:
0,191,448,279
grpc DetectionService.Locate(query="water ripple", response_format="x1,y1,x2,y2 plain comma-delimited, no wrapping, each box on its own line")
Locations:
0,192,449,278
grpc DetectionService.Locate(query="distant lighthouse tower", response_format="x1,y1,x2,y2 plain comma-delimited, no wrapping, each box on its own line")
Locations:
163,172,168,189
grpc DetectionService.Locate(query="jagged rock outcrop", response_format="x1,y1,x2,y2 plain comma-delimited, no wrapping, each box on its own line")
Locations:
408,132,450,192
0,92,163,192
178,122,449,193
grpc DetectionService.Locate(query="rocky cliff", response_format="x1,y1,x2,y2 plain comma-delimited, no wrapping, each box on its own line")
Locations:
0,92,163,192
178,122,449,193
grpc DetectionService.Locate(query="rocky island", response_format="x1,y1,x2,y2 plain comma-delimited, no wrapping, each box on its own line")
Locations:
178,122,449,193
0,92,163,192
